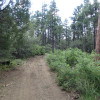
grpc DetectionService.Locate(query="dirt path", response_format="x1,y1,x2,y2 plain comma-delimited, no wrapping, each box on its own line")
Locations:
0,56,74,100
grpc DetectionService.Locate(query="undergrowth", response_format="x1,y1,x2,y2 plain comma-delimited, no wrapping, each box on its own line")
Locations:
46,48,100,100
0,59,23,72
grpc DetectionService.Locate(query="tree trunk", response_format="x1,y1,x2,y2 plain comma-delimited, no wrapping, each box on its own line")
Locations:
44,31,46,45
52,34,55,53
65,27,67,48
47,28,50,43
73,32,75,41
95,7,100,60
93,25,96,50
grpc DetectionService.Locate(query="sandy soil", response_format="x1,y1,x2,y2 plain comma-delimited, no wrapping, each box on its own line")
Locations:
0,56,75,100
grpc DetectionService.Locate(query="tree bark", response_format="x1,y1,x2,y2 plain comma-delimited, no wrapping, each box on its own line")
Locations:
93,25,96,50
52,34,55,53
95,7,100,60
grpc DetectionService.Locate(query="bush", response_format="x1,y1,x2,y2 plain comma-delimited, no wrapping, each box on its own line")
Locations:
46,48,100,100
46,50,66,71
45,44,52,53
32,45,45,56
0,59,22,72
65,48,78,66
13,44,45,58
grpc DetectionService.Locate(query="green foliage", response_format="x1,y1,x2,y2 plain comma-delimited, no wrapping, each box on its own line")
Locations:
12,33,45,58
30,0,100,54
33,45,45,56
70,0,99,52
10,59,23,69
47,50,66,71
0,59,22,72
14,44,45,58
45,44,52,53
46,48,100,99
0,0,31,59
65,48,78,66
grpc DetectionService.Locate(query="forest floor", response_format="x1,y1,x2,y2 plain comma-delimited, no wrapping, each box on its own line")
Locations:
0,56,76,100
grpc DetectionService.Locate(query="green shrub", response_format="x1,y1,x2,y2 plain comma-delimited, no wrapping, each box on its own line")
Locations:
46,48,100,100
46,50,66,71
10,59,23,70
13,43,45,58
45,44,52,53
65,48,78,66
33,45,45,56
0,59,23,72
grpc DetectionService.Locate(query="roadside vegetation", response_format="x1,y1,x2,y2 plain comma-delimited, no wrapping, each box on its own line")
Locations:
0,44,45,72
0,59,22,72
46,48,100,100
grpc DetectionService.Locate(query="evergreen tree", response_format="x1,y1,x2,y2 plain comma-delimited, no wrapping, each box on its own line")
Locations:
0,0,30,58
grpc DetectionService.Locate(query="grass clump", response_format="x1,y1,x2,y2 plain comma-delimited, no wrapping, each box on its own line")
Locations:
46,48,100,100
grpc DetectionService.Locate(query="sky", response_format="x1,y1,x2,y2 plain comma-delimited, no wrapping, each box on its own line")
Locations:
30,0,100,24
1,0,100,24
0,0,10,10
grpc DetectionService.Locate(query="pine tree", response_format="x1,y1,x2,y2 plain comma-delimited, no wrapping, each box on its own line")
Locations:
49,0,59,53
0,0,30,58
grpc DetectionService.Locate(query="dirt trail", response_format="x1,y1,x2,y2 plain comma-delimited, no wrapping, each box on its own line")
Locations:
0,56,74,100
